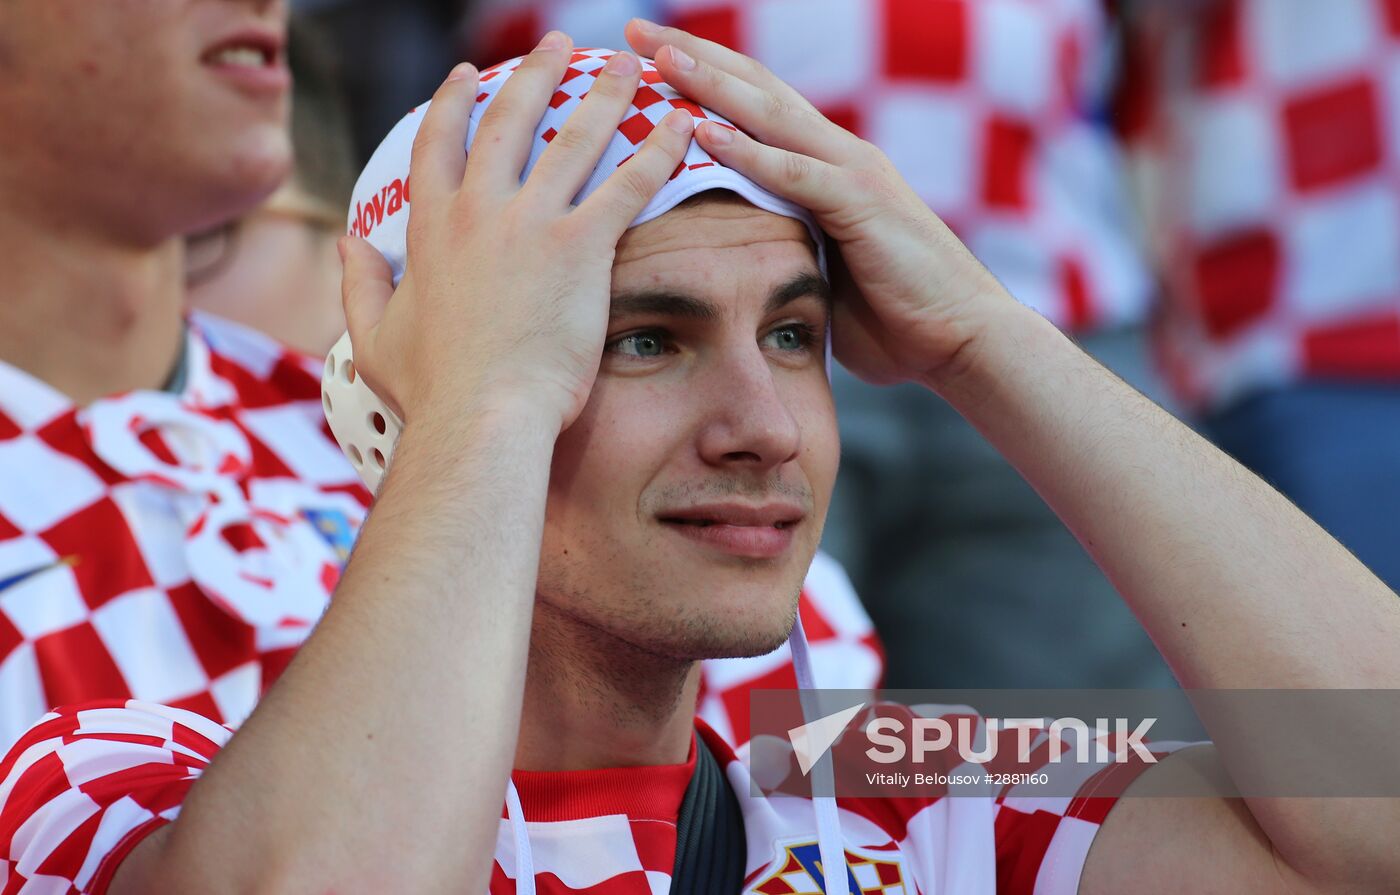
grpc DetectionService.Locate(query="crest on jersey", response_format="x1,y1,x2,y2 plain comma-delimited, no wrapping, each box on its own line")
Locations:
301,507,356,565
753,840,906,894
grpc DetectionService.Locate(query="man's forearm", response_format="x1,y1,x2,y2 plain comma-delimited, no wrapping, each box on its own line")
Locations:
927,299,1400,888
929,299,1400,690
118,398,558,894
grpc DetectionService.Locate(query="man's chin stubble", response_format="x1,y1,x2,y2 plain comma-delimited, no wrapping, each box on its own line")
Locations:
534,586,800,664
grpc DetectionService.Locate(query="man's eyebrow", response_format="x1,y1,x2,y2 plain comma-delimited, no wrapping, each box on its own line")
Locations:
608,291,719,322
609,272,831,321
765,272,832,316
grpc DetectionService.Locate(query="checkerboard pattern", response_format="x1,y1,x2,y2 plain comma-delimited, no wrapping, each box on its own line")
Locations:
0,701,1174,894
0,313,371,752
0,556,881,895
350,45,819,290
464,0,1154,333
1123,0,1400,408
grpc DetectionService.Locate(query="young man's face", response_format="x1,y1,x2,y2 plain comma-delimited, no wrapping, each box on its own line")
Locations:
0,0,291,240
537,196,839,660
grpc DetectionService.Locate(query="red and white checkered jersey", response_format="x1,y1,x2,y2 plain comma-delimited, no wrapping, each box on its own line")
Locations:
463,0,1154,333
0,314,883,752
0,700,1173,894
0,313,371,749
1122,0,1400,408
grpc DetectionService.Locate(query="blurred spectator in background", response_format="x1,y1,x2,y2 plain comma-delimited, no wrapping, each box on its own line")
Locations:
464,0,1176,688
293,0,470,161
0,0,372,749
1120,0,1400,590
188,20,358,356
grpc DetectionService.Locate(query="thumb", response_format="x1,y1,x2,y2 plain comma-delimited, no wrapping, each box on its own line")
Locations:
339,236,395,350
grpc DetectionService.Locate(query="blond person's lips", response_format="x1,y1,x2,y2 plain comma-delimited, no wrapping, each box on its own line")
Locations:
658,501,806,559
201,27,289,97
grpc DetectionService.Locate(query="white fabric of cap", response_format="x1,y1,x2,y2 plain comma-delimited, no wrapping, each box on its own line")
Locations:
347,47,826,286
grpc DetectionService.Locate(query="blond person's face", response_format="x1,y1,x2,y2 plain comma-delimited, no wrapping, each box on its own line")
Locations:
537,198,839,660
0,0,292,241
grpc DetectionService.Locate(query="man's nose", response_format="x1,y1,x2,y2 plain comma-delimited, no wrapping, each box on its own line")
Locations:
694,349,803,471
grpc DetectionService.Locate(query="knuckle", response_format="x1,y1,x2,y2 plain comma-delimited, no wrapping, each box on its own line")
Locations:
615,164,657,205
858,138,889,167
782,151,813,184
589,70,632,98
477,98,509,130
478,90,525,130
550,123,594,155
743,55,773,84
850,165,897,203
764,91,794,121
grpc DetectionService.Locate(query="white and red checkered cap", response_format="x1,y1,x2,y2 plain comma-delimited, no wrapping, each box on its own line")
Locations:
346,47,825,284
328,48,831,496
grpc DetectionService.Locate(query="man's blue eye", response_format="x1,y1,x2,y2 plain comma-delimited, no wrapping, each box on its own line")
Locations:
612,332,666,357
764,324,816,351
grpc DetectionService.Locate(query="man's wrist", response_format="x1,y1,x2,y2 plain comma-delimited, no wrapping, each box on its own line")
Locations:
917,297,1056,404
410,391,563,457
410,375,570,441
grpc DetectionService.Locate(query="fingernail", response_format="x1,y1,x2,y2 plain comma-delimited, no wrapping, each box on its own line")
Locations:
702,121,733,146
667,45,696,71
603,52,639,76
446,62,475,82
664,109,694,134
632,18,661,35
536,30,567,51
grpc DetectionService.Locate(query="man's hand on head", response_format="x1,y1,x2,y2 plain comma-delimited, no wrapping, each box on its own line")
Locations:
624,18,1019,389
338,33,695,434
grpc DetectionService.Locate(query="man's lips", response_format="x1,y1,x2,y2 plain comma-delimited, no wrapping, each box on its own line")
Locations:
201,28,289,96
658,502,806,559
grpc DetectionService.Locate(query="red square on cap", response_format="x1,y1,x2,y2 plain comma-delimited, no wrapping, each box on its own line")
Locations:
1283,78,1383,191
884,0,968,82
618,112,655,146
632,85,666,110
